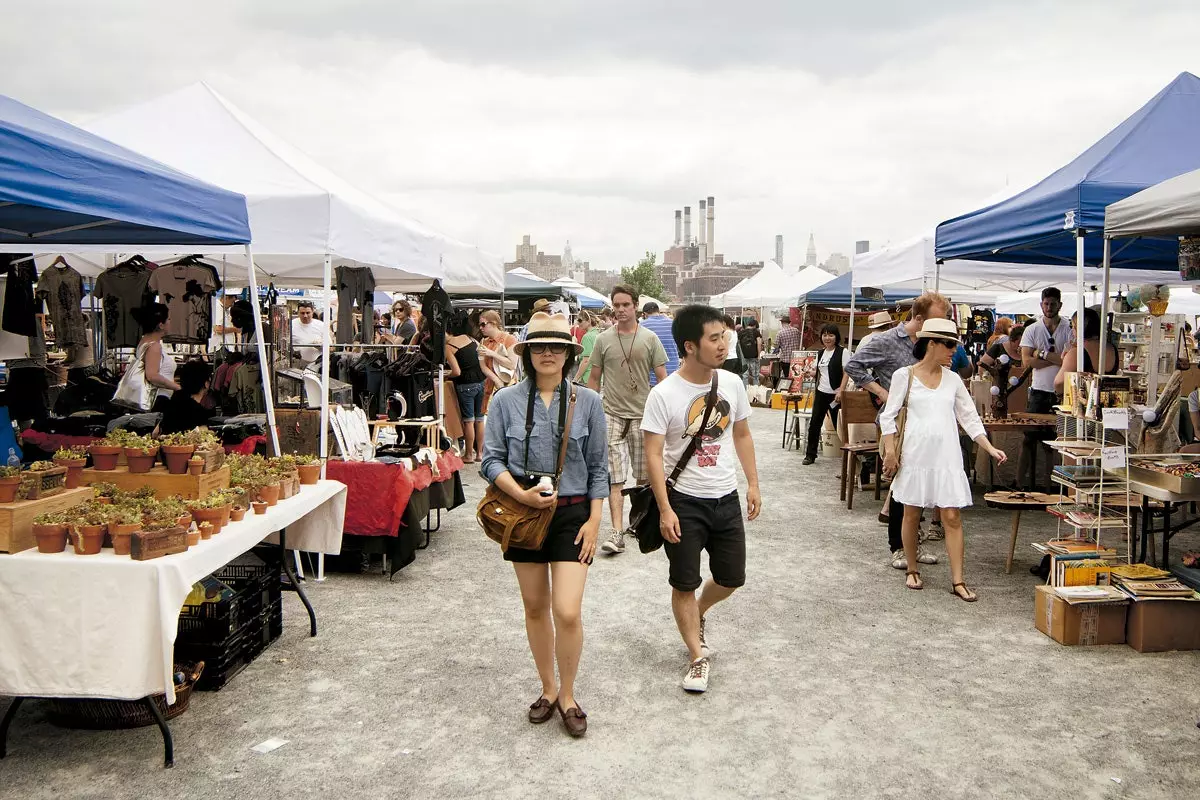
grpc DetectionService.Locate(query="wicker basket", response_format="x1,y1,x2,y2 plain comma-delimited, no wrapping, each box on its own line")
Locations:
45,662,204,730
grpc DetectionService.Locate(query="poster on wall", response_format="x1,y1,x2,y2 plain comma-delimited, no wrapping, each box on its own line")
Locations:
788,350,820,385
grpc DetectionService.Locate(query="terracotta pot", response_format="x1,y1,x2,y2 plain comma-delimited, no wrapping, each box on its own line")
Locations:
95,496,113,505
216,504,232,530
251,501,268,515
125,447,159,475
230,506,247,522
89,445,122,471
297,463,321,485
54,458,87,489
161,444,196,475
108,523,141,556
33,523,69,553
0,476,20,504
189,507,222,533
177,513,193,530
198,521,214,541
187,460,204,476
259,483,281,507
71,525,105,555
185,529,200,547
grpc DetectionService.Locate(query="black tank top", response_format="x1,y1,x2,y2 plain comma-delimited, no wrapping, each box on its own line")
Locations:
1082,342,1119,376
451,340,485,384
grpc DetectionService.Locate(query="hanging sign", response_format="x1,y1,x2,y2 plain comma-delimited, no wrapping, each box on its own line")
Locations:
1102,407,1130,430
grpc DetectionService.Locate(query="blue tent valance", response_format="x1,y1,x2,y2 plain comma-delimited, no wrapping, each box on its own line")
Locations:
797,272,917,308
936,72,1200,271
0,93,250,248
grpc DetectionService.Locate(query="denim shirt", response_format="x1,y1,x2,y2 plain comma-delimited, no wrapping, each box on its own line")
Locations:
481,379,609,500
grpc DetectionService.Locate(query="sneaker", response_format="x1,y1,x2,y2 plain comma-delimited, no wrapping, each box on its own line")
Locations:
682,657,710,693
698,616,709,657
600,529,625,555
917,546,939,565
802,456,816,465
889,549,908,570
925,522,945,541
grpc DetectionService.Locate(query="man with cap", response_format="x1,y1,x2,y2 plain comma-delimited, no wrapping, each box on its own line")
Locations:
641,301,679,387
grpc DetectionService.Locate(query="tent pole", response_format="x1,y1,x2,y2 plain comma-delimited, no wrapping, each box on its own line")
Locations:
1098,237,1112,392
848,289,856,350
1075,230,1086,385
245,245,281,455
934,262,941,293
319,252,332,467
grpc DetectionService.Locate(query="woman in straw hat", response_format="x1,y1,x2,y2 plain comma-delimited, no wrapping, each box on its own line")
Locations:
480,312,609,736
879,318,1007,601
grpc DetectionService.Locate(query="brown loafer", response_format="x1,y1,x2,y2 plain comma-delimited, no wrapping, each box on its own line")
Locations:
528,696,555,724
557,701,587,737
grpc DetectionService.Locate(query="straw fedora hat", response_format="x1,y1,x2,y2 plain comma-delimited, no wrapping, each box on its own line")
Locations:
915,318,961,343
867,311,893,329
514,312,583,354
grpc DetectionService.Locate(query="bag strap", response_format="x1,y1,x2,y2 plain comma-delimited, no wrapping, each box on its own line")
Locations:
667,372,720,488
894,367,915,454
523,380,573,479
523,381,536,474
554,385,577,480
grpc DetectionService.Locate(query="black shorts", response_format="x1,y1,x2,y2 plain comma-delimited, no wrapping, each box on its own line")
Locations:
504,501,593,565
663,489,746,592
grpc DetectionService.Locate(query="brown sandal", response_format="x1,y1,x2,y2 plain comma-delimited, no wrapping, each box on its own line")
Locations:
557,700,588,737
950,582,978,602
905,570,923,590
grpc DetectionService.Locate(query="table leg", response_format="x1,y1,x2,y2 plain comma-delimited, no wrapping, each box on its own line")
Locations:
847,453,857,511
781,402,791,449
279,529,318,637
317,553,326,583
1162,502,1172,569
839,449,848,502
0,696,24,758
142,696,174,768
1005,511,1021,575
1139,496,1150,564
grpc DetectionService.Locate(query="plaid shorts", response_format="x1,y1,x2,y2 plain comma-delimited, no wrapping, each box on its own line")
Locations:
605,413,646,486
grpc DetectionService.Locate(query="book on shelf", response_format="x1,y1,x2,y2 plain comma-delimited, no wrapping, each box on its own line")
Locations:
1037,539,1117,556
1115,579,1197,599
1051,556,1113,587
1065,510,1129,529
1052,465,1105,487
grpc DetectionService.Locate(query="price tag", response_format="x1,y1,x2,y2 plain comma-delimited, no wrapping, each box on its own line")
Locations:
1101,446,1127,469
1102,408,1129,430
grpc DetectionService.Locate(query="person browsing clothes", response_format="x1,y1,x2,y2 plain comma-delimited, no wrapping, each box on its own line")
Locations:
480,312,609,737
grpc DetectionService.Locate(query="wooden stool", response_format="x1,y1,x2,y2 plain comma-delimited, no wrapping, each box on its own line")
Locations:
840,443,881,510
983,491,1057,573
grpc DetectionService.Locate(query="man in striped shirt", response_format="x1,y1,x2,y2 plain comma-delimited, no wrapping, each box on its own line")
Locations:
641,303,679,387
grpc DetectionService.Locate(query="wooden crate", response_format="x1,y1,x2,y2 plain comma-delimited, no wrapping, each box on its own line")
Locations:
0,487,93,553
78,465,230,500
19,466,68,500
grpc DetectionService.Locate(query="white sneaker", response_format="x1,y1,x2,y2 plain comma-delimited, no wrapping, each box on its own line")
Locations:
889,549,907,570
698,616,710,657
917,546,939,565
599,529,625,555
682,657,710,693
925,522,945,541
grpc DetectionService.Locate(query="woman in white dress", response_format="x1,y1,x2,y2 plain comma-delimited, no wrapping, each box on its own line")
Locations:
880,319,1007,600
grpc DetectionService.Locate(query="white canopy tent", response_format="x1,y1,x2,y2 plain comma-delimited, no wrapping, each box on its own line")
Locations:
709,261,836,308
1105,166,1200,238
551,277,611,308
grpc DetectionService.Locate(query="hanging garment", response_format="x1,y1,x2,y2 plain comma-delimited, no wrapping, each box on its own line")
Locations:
93,257,154,348
335,266,376,344
419,280,450,365
1,254,37,337
228,361,265,414
148,262,218,343
36,262,87,347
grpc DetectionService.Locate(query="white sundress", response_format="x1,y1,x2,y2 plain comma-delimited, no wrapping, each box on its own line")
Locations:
879,365,985,509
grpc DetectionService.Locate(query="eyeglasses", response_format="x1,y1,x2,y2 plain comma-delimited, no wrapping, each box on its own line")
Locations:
529,343,568,354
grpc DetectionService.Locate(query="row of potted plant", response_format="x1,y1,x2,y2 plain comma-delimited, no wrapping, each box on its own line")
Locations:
0,460,65,503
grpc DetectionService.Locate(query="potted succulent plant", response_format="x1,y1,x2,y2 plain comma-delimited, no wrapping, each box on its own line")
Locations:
32,510,71,553
159,432,197,475
185,493,227,533
53,446,89,489
122,433,160,474
70,506,109,555
90,431,133,471
188,456,204,476
107,506,143,556
0,465,21,503
92,482,120,504
251,499,269,515
224,486,249,522
296,456,322,486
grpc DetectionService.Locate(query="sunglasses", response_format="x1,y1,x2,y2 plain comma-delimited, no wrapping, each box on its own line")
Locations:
529,343,569,355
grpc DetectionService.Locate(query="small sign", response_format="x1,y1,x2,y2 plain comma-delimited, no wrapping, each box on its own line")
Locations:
859,287,885,302
1101,446,1127,470
1102,407,1129,430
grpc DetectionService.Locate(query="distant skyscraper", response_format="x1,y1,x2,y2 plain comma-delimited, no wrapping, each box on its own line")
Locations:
805,234,817,268
824,252,850,275
855,240,871,255
775,235,784,267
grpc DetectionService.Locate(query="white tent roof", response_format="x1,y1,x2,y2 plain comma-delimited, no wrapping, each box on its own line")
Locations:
85,83,503,293
1105,166,1200,238
709,261,836,307
552,277,611,307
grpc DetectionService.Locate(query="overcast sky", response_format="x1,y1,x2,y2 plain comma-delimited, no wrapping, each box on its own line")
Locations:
4,1,1199,271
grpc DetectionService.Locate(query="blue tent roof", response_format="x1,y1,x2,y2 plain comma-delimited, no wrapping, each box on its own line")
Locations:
936,72,1200,270
0,93,250,247
797,272,917,308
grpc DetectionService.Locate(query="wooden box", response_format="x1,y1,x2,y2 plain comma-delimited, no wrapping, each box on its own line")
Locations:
130,527,188,561
19,466,68,500
0,487,93,553
274,409,326,457
78,465,230,500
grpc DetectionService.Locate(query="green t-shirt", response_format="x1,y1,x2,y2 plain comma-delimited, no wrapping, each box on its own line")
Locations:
590,325,668,419
579,328,599,383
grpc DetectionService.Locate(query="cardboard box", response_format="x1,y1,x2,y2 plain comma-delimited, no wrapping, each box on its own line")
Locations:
1125,598,1200,653
1034,585,1128,646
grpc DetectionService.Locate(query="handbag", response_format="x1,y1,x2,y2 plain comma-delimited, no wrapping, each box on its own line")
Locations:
625,373,719,553
478,381,577,552
885,367,915,478
112,344,154,411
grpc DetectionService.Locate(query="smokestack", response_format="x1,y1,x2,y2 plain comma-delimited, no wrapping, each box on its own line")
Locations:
706,196,715,261
683,206,692,247
674,210,682,246
698,200,707,256
775,234,784,266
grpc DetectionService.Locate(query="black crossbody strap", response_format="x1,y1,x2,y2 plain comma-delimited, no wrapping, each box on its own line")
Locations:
667,372,719,487
554,383,577,480
523,380,572,478
522,381,536,475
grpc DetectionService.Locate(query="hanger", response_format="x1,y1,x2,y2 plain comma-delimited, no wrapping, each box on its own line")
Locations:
49,255,68,269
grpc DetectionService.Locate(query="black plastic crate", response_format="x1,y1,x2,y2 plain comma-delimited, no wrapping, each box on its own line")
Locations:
174,630,250,691
214,552,272,590
244,600,283,660
178,577,247,645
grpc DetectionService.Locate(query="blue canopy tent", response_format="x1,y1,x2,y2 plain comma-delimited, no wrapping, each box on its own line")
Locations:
797,272,917,308
0,93,250,248
935,71,1200,373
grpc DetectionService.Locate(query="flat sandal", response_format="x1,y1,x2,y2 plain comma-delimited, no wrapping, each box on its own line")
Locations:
950,582,978,603
905,570,923,590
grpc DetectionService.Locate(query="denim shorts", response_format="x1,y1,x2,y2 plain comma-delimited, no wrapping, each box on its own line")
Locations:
455,381,485,422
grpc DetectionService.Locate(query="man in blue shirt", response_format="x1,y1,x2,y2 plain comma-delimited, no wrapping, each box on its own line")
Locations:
641,303,679,386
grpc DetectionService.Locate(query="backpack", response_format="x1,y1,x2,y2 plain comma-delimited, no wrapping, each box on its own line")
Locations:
738,327,760,359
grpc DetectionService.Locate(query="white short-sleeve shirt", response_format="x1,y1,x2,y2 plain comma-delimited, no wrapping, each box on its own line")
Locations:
1020,318,1073,393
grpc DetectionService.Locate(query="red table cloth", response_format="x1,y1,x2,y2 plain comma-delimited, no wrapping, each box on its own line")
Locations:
324,460,415,537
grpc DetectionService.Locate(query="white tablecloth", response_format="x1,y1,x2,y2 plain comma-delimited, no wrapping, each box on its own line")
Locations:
0,480,346,703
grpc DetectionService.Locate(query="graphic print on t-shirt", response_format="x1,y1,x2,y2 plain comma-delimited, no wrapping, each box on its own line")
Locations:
682,391,731,467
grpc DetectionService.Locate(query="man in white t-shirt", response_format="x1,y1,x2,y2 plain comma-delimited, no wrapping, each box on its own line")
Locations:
642,304,761,694
1018,287,1072,489
290,299,328,367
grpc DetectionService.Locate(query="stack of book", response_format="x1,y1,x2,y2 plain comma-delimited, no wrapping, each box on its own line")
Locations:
1052,465,1105,488
1111,564,1196,598
1033,539,1118,557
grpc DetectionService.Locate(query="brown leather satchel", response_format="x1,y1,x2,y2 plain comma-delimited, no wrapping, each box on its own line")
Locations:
478,381,577,552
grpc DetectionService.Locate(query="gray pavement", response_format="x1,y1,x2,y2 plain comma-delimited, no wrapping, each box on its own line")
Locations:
2,407,1199,799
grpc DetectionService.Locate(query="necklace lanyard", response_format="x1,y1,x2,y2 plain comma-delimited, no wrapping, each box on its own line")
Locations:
616,324,640,391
